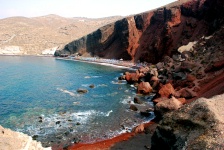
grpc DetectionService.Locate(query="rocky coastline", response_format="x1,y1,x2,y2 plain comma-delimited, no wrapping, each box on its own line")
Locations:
66,23,224,150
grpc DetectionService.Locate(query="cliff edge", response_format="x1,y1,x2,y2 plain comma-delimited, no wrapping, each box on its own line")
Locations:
55,0,224,63
0,125,51,150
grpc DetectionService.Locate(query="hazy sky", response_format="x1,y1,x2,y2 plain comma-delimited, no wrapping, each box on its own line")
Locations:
0,0,177,19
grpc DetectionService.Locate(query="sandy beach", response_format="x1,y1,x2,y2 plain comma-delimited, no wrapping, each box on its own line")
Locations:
56,56,140,70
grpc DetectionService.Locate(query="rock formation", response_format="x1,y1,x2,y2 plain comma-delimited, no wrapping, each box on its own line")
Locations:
151,94,224,149
0,125,51,150
55,0,224,63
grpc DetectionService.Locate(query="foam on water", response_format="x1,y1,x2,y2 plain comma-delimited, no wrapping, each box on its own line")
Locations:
56,88,78,97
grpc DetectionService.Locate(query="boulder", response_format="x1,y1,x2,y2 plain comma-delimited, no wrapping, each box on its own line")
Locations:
89,84,95,88
118,75,126,80
129,104,138,111
154,96,182,117
156,62,164,70
153,97,169,104
137,82,153,94
178,88,197,99
125,72,140,84
158,83,175,98
77,88,88,94
151,94,224,150
138,66,150,74
0,125,50,150
134,97,144,104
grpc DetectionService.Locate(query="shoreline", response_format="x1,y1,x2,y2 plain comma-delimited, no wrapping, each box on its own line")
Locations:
66,121,156,150
55,56,139,70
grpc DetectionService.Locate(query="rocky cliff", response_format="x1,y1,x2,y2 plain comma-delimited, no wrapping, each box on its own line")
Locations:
55,0,224,63
151,93,224,149
0,125,51,150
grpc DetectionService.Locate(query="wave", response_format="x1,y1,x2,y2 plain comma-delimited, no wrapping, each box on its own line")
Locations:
56,88,78,97
97,110,113,117
111,81,126,84
84,76,102,79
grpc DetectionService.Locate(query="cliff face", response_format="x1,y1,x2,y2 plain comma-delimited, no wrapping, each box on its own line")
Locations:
55,0,224,63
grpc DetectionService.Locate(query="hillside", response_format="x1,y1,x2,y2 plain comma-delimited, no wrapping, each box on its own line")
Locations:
55,0,224,63
0,15,122,55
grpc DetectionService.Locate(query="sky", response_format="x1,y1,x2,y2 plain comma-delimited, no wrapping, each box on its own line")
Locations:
0,0,177,19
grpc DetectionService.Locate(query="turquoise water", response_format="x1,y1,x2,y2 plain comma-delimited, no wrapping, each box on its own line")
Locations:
0,56,154,147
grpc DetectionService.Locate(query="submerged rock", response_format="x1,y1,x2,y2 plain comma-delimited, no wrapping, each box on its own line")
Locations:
89,84,95,88
129,104,138,111
77,88,88,94
134,97,144,104
151,94,224,150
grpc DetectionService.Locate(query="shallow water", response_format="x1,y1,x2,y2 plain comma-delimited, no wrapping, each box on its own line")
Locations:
0,56,154,147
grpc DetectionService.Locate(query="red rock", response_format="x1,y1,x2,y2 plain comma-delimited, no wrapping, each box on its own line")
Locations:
125,72,140,84
177,98,186,104
137,82,153,94
178,88,197,99
186,74,196,82
158,83,175,98
151,76,159,81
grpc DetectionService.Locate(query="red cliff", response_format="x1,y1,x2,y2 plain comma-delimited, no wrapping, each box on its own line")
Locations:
55,0,224,63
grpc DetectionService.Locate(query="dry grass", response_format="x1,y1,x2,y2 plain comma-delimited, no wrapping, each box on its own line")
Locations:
0,14,122,55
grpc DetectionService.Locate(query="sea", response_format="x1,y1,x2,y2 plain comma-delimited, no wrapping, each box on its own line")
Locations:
0,56,154,147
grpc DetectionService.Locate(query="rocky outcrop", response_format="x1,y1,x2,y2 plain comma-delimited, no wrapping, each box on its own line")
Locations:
151,94,224,150
0,125,51,150
55,0,224,63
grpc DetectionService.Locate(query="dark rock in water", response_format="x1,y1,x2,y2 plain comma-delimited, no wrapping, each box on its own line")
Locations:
38,116,43,123
67,119,72,122
32,135,38,140
140,111,152,117
56,121,61,125
129,104,138,111
77,88,88,94
118,75,126,80
134,97,144,104
76,122,81,125
89,84,95,88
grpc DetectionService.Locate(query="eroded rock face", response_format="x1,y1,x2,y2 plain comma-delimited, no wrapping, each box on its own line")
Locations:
0,125,51,150
151,94,224,150
55,0,224,63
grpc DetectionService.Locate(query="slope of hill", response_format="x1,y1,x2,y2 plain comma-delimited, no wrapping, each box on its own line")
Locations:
0,15,122,55
55,0,224,63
